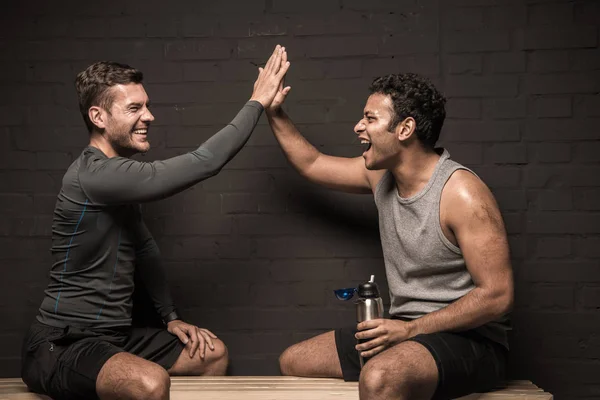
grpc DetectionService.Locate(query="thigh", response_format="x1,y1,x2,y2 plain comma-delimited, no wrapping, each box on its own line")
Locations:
124,326,184,370
409,331,507,400
48,336,123,400
21,321,66,395
334,326,361,381
280,330,343,379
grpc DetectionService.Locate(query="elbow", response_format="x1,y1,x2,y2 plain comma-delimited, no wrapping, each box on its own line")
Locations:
489,284,514,318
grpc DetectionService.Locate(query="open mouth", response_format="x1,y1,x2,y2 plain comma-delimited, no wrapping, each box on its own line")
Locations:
360,139,371,153
132,128,148,135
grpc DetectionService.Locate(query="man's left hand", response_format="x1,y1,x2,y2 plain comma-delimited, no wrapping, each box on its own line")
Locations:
167,320,217,359
355,318,414,359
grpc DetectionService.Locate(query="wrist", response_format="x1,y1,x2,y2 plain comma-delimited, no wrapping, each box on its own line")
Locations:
405,318,421,338
162,310,181,326
249,97,267,108
266,107,284,119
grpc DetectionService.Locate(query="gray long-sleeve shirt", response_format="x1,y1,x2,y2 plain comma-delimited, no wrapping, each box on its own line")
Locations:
37,101,263,329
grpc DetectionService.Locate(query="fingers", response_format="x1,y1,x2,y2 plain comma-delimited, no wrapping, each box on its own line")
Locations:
199,330,215,358
188,327,201,358
275,46,288,77
361,344,386,359
356,336,385,351
264,45,282,74
171,327,189,346
357,319,382,331
275,59,290,80
355,327,381,341
263,45,280,73
201,328,218,339
271,46,284,75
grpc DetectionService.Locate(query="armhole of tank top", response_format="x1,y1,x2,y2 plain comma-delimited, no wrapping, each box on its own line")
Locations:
435,166,471,256
373,170,391,202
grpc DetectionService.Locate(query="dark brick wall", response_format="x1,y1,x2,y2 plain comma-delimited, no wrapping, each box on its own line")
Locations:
1,0,599,398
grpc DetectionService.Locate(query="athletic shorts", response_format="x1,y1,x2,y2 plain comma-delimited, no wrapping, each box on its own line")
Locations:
21,319,184,400
335,324,507,400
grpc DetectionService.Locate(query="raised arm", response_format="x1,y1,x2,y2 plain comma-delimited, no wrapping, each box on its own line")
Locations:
265,51,384,194
267,109,383,194
80,45,290,205
80,101,262,204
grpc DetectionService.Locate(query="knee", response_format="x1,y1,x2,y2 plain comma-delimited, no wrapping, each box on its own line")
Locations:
139,366,170,400
359,362,400,399
205,338,228,365
360,362,387,396
190,338,228,376
279,345,299,376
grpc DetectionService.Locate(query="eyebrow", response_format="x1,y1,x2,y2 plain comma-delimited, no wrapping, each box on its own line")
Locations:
127,101,151,108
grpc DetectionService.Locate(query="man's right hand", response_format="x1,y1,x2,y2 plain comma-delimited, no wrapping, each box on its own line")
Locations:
250,45,291,109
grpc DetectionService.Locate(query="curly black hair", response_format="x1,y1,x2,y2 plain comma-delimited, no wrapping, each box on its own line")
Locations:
75,61,144,133
369,73,446,149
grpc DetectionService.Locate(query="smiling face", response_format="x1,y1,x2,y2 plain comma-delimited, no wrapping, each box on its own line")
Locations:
98,83,154,157
354,93,403,170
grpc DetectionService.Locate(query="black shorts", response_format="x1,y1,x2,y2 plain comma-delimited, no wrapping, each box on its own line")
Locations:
335,325,507,400
21,319,184,400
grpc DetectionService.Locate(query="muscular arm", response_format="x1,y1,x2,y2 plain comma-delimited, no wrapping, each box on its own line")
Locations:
80,101,263,205
408,170,514,336
267,109,384,194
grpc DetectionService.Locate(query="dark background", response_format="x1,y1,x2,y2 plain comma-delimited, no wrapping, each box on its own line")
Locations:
1,0,599,398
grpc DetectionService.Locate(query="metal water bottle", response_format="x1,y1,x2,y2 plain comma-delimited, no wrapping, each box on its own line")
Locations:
356,275,383,368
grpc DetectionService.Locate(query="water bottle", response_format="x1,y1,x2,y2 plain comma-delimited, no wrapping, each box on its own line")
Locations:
356,275,383,368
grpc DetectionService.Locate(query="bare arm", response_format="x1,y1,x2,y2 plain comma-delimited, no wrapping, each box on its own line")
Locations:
355,170,513,358
267,109,382,193
407,170,514,335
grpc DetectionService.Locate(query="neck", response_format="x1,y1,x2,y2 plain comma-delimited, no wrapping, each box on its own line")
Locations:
390,146,441,198
89,131,123,158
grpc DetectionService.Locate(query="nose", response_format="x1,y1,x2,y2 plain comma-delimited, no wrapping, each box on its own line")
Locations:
354,118,366,135
142,107,155,123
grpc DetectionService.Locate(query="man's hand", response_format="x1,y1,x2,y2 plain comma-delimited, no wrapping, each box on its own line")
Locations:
250,45,291,108
355,318,415,359
167,320,218,359
266,76,292,115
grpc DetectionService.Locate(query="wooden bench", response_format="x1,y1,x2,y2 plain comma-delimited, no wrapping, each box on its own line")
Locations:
0,377,553,399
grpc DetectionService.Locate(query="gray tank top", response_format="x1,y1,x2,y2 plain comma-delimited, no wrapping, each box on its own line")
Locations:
374,148,509,348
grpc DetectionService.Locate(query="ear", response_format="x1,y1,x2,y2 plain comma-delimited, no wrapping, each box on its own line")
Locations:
88,106,107,130
396,117,416,142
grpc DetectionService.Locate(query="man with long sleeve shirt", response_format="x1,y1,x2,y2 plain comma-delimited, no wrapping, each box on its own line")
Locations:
21,45,290,400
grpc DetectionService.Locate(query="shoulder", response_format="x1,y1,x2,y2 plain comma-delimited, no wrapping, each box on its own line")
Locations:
442,169,503,230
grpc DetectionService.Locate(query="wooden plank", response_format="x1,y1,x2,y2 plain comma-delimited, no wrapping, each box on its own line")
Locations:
0,378,553,400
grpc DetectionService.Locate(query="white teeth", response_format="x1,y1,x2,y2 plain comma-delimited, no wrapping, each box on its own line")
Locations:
360,140,370,144
133,129,147,134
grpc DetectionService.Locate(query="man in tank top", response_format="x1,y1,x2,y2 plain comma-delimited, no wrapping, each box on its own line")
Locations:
266,73,513,400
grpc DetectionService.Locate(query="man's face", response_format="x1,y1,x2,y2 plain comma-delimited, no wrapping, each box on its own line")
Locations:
354,93,400,170
103,83,154,156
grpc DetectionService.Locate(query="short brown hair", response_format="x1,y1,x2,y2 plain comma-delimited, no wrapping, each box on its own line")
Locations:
75,61,143,132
